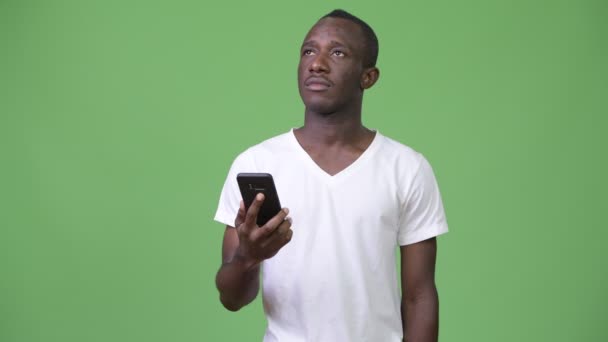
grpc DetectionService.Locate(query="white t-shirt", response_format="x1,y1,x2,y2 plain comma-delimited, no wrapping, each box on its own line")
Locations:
215,129,448,342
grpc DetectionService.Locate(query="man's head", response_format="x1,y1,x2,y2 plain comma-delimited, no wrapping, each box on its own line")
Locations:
321,10,379,68
298,9,380,115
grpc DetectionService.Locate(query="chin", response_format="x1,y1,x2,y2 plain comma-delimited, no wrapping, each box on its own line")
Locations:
301,95,340,115
304,101,339,115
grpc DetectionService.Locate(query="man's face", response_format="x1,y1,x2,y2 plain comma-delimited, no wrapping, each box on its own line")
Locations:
298,18,367,115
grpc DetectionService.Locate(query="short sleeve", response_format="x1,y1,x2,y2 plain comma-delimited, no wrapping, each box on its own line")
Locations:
397,155,449,245
214,152,254,227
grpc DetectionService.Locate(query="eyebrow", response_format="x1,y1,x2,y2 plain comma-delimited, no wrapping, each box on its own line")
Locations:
301,40,351,49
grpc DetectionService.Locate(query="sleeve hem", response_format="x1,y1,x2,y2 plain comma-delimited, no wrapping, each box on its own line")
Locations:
214,211,235,228
398,223,449,246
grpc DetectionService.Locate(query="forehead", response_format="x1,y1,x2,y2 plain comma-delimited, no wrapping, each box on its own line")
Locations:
302,17,365,49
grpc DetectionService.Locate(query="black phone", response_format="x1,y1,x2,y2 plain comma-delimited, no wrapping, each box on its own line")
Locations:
236,173,282,226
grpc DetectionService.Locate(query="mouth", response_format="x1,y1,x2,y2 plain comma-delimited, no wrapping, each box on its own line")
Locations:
304,77,332,91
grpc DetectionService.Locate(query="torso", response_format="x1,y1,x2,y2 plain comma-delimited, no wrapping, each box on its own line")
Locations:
293,128,376,176
214,129,448,342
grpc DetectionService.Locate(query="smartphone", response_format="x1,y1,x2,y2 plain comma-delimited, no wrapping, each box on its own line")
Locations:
237,173,282,226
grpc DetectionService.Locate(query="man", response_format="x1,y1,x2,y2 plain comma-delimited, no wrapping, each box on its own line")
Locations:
214,9,448,342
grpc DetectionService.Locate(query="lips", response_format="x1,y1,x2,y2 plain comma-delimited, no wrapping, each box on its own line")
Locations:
305,76,332,91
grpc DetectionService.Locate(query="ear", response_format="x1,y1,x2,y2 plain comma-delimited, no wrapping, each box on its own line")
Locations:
360,67,380,90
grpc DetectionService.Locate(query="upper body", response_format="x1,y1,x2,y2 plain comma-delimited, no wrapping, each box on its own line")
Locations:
215,9,448,342
215,129,447,341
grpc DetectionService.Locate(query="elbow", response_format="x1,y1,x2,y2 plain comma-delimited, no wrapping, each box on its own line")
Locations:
219,295,244,312
214,263,259,312
222,302,243,312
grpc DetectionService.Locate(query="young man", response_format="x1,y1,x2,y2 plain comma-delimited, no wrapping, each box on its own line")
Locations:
214,9,448,342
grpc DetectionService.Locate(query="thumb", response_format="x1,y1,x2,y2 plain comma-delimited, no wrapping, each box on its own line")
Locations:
234,200,246,228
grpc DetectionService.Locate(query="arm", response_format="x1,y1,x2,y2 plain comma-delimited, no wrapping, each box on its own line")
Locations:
215,194,293,311
400,237,439,342
215,225,261,311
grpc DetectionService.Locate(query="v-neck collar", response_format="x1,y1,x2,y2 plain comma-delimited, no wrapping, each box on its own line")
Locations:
288,128,383,183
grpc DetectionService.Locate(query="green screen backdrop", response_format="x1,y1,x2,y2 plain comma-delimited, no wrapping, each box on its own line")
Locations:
1,0,607,341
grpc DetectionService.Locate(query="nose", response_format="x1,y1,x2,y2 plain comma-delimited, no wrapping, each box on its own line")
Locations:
309,54,330,74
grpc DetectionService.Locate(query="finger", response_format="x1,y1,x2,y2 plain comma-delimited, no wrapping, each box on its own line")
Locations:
274,219,292,236
285,229,293,242
262,227,293,252
260,220,291,244
235,200,246,228
257,208,290,237
258,218,292,246
244,193,265,228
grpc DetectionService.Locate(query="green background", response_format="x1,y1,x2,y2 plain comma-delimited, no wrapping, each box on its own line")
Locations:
1,0,606,341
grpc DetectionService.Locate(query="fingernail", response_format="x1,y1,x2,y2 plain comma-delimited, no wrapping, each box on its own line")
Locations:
257,193,264,200
284,208,289,215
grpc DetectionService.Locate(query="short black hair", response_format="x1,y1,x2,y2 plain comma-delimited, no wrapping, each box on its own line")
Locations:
321,9,379,67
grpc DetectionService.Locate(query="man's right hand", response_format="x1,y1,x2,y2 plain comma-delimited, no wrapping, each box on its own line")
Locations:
233,193,293,268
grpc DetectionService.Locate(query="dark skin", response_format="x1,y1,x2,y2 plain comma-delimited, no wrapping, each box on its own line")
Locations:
216,17,440,342
215,194,293,311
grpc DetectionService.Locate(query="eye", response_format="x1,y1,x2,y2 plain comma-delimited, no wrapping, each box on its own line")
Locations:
302,49,314,56
332,50,345,57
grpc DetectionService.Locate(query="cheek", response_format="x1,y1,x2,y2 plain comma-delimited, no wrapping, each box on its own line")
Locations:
297,62,307,81
341,68,362,90
298,58,309,71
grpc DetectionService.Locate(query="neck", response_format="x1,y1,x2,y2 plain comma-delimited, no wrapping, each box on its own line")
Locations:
297,104,371,146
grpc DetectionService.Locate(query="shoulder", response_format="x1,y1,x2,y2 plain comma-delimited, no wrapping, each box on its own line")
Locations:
375,133,444,208
247,131,293,154
375,132,426,171
231,130,293,166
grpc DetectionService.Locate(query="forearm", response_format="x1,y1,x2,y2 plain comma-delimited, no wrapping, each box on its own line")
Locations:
215,254,261,311
402,287,439,342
